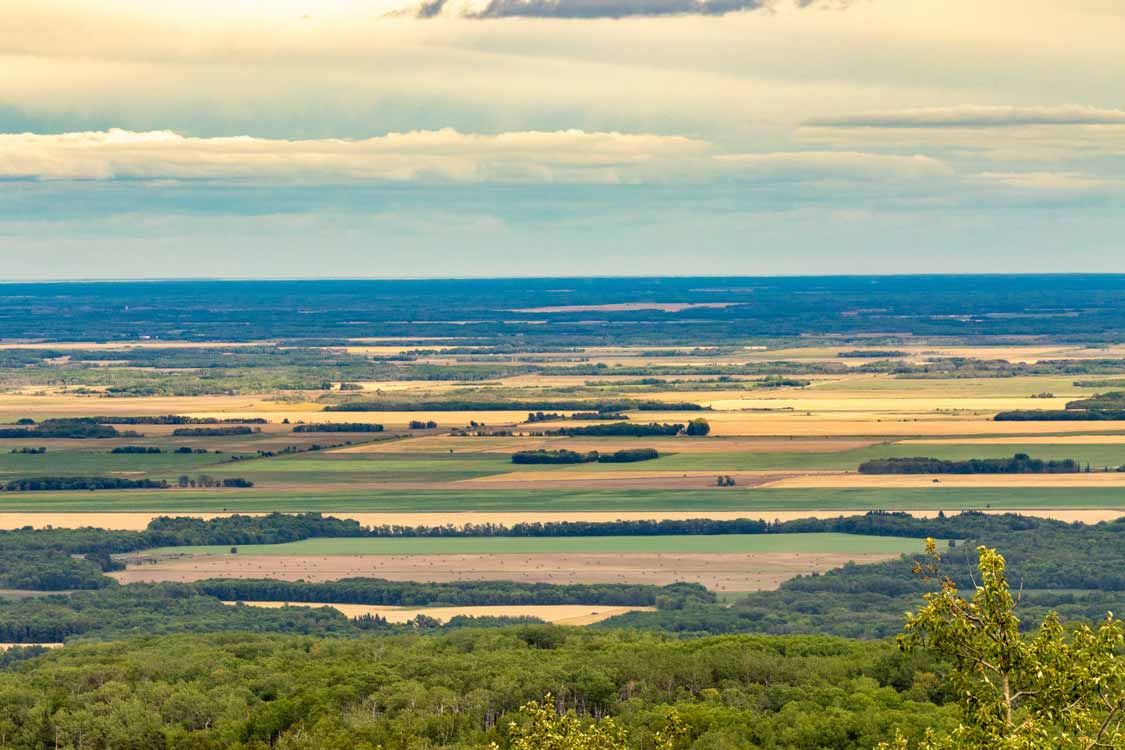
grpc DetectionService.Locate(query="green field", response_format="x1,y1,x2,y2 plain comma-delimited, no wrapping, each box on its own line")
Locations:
2,436,1123,488
146,532,934,557
1,486,1122,513
640,443,1125,472
213,453,514,483
0,451,232,478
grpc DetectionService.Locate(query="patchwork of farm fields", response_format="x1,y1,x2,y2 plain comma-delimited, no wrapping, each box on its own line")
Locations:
5,437,1125,488
5,333,1125,627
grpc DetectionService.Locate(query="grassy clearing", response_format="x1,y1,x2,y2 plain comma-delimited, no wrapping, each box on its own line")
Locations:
145,532,933,557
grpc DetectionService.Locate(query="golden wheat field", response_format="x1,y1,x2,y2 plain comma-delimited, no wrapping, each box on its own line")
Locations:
221,601,654,626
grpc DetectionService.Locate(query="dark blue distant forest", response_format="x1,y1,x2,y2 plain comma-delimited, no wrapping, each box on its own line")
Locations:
3,275,1125,342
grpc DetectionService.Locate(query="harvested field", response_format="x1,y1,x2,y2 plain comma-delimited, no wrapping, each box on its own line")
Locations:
699,396,1075,412
115,551,899,591
222,601,653,626
0,643,64,650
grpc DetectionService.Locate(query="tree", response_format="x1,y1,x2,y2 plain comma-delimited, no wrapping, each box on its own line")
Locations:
502,695,685,750
684,419,710,436
880,541,1125,750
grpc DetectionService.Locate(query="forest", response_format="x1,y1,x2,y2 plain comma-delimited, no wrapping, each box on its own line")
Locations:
0,628,953,750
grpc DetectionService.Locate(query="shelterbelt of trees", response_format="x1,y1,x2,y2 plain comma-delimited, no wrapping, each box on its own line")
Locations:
511,448,660,464
292,423,384,432
857,453,1080,474
0,420,138,439
538,422,702,437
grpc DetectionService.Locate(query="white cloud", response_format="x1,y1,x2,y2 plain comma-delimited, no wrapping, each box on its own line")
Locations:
0,128,711,183
714,151,953,181
0,129,962,187
803,105,1125,129
974,171,1118,191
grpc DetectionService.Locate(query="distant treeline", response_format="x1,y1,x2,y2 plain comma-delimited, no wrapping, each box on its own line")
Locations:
511,448,659,464
293,423,384,432
995,410,1125,421
1065,391,1125,410
995,391,1125,420
540,422,683,437
838,350,906,358
171,426,259,436
0,420,138,439
858,454,1080,474
63,415,269,425
112,445,212,455
2,476,170,492
197,578,712,609
525,411,628,422
324,400,707,412
539,418,709,437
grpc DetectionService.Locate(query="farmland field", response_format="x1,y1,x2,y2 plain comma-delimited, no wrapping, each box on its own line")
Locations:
115,550,905,590
140,532,931,557
1,484,1122,514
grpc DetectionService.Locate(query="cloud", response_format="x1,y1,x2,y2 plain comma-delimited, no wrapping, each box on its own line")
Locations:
715,151,953,181
803,105,1125,129
455,0,767,19
398,0,855,20
974,171,1118,192
0,128,711,183
0,129,960,189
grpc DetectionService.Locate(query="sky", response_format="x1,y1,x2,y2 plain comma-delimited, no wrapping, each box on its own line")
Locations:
0,0,1123,279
